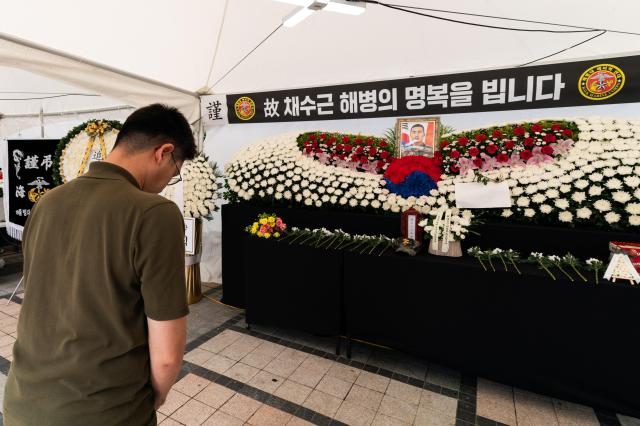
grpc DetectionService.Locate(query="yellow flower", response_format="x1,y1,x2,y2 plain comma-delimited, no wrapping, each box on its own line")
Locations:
251,229,257,234
259,218,268,225
274,232,280,238
253,222,259,228
264,233,271,239
257,232,263,237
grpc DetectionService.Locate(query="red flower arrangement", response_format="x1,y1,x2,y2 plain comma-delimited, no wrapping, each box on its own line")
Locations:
296,132,393,174
438,120,578,175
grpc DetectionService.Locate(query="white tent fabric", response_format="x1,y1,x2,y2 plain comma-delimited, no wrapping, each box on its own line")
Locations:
0,33,199,121
2,0,640,102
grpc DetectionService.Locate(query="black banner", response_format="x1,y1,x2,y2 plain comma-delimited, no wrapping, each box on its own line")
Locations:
227,54,639,123
6,139,59,228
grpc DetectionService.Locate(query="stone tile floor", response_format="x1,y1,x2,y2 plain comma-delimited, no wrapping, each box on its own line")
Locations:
0,277,638,426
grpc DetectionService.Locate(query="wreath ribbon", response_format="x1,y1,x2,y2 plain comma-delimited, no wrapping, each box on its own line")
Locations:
77,123,109,176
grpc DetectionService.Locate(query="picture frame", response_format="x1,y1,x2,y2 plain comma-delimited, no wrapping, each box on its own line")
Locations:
395,117,440,158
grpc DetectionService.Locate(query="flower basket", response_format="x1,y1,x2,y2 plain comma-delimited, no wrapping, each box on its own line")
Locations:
428,240,462,257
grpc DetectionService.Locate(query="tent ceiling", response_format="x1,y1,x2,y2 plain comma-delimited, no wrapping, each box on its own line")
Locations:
1,0,639,100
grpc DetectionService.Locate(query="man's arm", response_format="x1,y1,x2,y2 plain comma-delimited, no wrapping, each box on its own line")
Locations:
147,316,187,409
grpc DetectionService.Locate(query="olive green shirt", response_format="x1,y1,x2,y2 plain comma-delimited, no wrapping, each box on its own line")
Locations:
4,161,188,426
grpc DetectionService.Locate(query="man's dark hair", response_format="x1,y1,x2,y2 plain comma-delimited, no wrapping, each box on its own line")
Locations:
114,104,197,160
411,124,425,131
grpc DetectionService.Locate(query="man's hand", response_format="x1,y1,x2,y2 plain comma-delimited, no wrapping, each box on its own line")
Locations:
147,316,187,409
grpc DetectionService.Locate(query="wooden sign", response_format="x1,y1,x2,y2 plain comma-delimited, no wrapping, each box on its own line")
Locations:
401,208,423,241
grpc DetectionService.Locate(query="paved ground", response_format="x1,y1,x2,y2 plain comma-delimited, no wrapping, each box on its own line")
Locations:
0,276,638,426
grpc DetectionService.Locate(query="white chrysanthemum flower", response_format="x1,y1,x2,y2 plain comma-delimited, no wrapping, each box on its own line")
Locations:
559,184,572,194
524,208,536,218
576,207,592,219
594,199,612,212
612,191,631,203
605,178,623,190
574,179,589,189
539,204,553,214
588,186,603,197
516,197,530,207
545,189,560,199
629,216,640,226
571,192,587,203
624,176,640,188
555,199,570,209
604,212,620,224
532,194,547,204
626,203,640,215
501,209,513,218
558,211,573,223
589,173,604,182
511,187,524,196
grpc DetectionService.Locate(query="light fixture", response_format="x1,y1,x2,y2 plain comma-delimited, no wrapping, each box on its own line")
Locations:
276,0,366,27
283,7,316,27
321,0,366,15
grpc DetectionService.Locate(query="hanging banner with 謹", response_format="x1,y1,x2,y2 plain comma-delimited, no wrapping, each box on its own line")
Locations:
1,139,59,241
225,54,639,123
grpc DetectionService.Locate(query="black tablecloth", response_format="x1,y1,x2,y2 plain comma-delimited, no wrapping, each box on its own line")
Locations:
343,250,640,417
244,238,343,335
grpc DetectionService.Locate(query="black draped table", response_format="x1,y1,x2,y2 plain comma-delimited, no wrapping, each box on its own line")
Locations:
224,202,640,417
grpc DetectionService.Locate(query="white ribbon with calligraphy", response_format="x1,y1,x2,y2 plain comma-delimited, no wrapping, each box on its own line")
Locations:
200,94,228,128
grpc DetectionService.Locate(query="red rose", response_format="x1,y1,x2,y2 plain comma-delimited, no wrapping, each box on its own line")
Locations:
309,134,317,141
450,150,461,159
368,147,377,156
329,136,337,143
325,139,334,147
380,151,390,159
350,155,359,163
312,141,318,148
468,147,480,157
314,148,322,154
320,133,326,140
473,158,483,168
366,138,374,146
524,137,535,147
486,144,498,154
474,134,487,142
531,123,543,133
379,141,388,148
376,160,385,169
441,140,450,149
450,164,460,173
305,147,313,154
355,138,363,145
541,145,554,155
504,140,515,150
520,150,533,160
359,156,368,164
344,144,353,152
497,153,509,163
513,126,525,136
551,123,561,132
492,130,503,139
458,137,469,146
338,154,346,160
342,136,350,143
562,129,573,137
355,146,364,155
544,134,557,143
336,144,344,151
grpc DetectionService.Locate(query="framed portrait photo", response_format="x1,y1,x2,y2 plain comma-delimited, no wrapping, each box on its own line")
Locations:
396,117,440,158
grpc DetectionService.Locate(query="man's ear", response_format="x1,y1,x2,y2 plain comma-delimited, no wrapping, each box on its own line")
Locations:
154,143,175,164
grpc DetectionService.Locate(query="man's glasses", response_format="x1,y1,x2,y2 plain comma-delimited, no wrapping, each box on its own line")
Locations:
167,153,182,186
